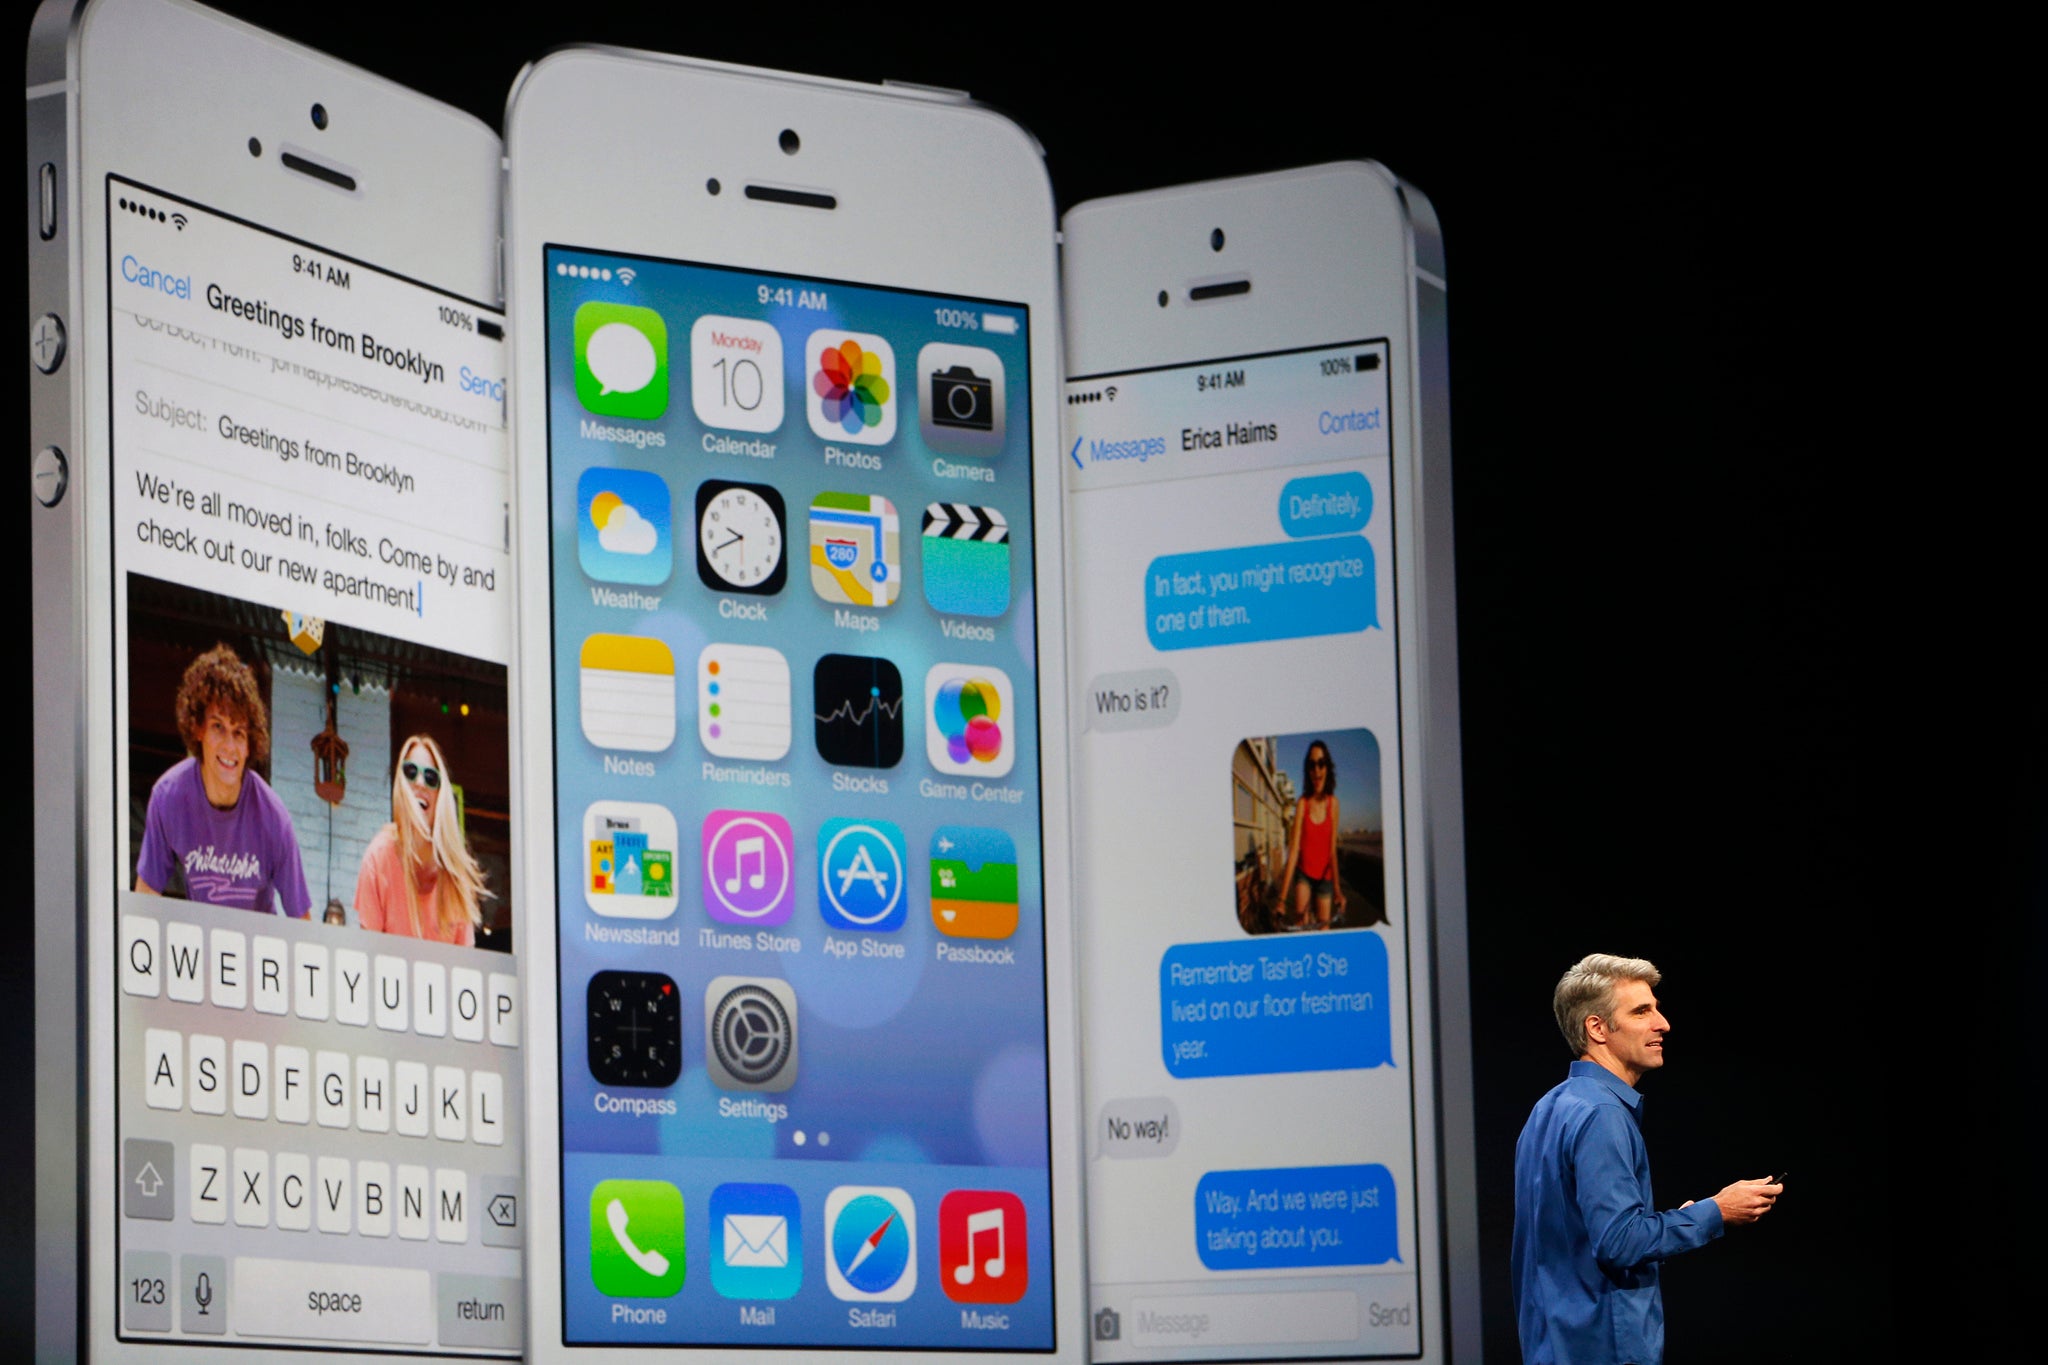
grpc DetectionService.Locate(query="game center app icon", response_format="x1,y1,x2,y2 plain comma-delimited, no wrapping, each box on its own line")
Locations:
806,330,896,445
826,1186,917,1302
930,826,1020,940
925,663,1015,777
702,810,794,925
591,1179,686,1298
940,1189,1028,1304
922,502,1009,616
691,314,784,433
916,341,1005,457
817,817,907,932
809,492,900,607
578,467,671,586
583,800,677,917
574,301,669,421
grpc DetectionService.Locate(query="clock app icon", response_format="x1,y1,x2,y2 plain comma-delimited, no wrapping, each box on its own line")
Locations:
697,479,788,595
587,970,684,1087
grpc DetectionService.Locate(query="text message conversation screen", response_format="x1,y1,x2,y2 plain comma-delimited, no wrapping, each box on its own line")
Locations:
1068,342,1429,1359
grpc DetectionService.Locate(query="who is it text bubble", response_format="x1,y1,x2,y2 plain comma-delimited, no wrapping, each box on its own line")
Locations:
1194,1164,1399,1270
1097,1097,1181,1159
1144,538,1377,651
1160,934,1392,1078
1084,668,1181,732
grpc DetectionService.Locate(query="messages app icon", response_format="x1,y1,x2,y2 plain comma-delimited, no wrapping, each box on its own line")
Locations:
711,1182,802,1301
578,467,671,586
590,1179,685,1298
575,301,669,421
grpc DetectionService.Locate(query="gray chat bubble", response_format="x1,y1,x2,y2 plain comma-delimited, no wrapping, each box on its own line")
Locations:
1099,1096,1182,1159
1084,669,1182,732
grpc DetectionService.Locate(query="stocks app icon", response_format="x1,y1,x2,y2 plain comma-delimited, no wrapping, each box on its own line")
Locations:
814,654,904,768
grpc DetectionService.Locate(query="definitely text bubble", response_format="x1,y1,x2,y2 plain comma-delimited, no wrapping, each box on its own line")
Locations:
1085,668,1181,732
1144,539,1378,651
1194,1164,1400,1270
1160,934,1393,1078
586,321,658,396
1099,1097,1182,1159
1278,472,1372,538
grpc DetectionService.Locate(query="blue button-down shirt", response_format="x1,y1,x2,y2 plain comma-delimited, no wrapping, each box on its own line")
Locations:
1511,1061,1723,1364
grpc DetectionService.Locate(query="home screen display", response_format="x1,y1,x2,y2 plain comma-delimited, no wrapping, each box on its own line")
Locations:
544,247,1054,1349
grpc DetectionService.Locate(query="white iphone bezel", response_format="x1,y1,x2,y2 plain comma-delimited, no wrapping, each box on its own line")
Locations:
504,47,1084,1364
29,1,502,1359
1059,163,1478,1364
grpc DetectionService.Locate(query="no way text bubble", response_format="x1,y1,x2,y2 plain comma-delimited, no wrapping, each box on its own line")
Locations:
1160,934,1393,1078
1098,1097,1182,1158
1085,668,1181,732
1144,538,1378,651
1194,1164,1399,1270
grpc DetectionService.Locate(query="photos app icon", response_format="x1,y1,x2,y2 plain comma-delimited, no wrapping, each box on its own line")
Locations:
807,330,896,445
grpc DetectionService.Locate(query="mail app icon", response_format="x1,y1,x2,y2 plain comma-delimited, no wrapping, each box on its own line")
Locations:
710,1182,802,1300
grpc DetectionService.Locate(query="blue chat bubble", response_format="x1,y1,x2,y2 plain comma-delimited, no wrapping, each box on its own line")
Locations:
1278,472,1372,538
1144,538,1378,651
1159,934,1393,1078
1194,1164,1400,1270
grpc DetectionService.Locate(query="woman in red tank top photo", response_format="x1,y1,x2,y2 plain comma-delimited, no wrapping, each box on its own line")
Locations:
1277,738,1345,931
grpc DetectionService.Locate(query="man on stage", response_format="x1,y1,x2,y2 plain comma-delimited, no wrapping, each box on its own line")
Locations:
1512,953,1780,1364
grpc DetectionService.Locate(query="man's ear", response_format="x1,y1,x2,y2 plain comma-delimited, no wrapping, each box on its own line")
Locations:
1584,1015,1608,1046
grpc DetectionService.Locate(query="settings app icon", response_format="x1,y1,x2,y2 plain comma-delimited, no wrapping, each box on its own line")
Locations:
705,976,798,1092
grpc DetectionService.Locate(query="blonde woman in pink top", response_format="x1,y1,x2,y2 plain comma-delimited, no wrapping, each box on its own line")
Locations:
355,733,491,945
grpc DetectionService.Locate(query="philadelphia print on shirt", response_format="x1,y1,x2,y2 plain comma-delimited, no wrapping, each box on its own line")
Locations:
135,757,313,916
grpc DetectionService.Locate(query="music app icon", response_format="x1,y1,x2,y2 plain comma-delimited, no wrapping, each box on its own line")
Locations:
939,1189,1027,1304
702,810,794,926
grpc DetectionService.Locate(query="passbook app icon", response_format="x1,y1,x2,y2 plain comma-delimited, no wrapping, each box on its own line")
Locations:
580,634,675,752
711,1182,802,1301
930,825,1019,939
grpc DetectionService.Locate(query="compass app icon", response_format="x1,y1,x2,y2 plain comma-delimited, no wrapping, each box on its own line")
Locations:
817,818,907,932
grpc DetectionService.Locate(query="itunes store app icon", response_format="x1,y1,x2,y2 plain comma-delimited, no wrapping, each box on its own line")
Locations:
702,810,794,926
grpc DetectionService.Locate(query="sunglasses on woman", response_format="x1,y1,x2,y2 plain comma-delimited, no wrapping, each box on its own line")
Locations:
402,760,442,789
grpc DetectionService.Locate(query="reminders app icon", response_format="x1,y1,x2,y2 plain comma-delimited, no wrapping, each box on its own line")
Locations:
580,635,675,752
712,1182,801,1301
578,467,671,586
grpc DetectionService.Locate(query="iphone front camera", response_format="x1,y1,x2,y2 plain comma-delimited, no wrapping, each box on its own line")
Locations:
1157,290,1169,307
779,128,800,155
310,103,329,131
1210,227,1225,251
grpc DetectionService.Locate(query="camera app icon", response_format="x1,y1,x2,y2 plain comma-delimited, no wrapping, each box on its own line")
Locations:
1093,1307,1121,1341
917,342,1005,457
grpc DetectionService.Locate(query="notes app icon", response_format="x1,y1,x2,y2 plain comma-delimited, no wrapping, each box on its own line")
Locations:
580,634,675,752
929,826,1019,940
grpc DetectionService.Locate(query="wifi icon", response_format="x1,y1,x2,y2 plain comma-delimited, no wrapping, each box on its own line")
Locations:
170,213,188,231
1105,385,1118,401
616,267,637,286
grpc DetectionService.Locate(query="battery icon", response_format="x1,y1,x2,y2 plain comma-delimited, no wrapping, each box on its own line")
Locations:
1354,352,1380,372
981,313,1019,335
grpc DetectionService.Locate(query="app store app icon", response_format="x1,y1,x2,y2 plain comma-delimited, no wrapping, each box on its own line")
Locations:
817,818,907,932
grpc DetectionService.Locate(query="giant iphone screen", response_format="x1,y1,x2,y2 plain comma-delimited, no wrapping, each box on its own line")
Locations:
541,247,1057,1349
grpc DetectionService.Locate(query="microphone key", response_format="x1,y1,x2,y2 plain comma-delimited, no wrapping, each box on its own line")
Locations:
180,1253,228,1335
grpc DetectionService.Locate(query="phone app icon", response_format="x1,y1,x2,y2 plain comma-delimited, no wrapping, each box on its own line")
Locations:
702,810,794,926
575,301,669,421
711,1182,802,1301
817,818,907,932
813,654,905,769
825,1186,916,1302
806,330,896,445
930,826,1019,940
580,635,675,753
590,1179,685,1298
940,1189,1028,1304
587,971,683,1088
925,663,1015,777
691,314,784,434
917,342,1005,456
921,502,1010,617
705,976,798,1092
698,643,792,761
809,492,901,608
696,479,787,595
583,801,678,917
578,467,672,586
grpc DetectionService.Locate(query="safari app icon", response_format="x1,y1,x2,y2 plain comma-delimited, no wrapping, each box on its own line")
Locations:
575,301,669,421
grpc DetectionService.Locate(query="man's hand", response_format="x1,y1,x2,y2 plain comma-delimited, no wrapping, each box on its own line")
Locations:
1709,1177,1782,1226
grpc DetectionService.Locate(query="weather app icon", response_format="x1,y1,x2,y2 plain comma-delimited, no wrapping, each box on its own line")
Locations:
578,466,672,586
817,817,907,932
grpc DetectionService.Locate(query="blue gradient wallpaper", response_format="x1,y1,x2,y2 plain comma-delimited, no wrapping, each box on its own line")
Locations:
544,246,1053,1349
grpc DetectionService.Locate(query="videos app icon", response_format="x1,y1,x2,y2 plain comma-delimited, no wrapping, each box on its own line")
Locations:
921,503,1009,617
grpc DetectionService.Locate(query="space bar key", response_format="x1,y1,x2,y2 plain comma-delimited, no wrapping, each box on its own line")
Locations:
232,1257,433,1344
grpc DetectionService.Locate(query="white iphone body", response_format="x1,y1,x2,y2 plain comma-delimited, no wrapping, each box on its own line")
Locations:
1060,165,1478,1362
505,49,1084,1362
27,2,522,1358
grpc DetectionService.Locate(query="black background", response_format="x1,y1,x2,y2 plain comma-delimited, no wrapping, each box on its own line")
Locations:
17,3,2003,1360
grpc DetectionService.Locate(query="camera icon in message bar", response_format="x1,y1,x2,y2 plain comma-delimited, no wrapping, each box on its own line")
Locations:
917,342,1004,457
